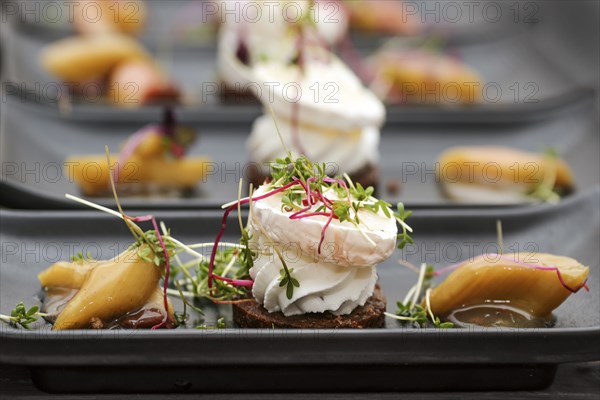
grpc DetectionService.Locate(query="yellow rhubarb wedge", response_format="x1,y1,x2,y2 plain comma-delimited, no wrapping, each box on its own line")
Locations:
38,259,104,289
52,246,160,330
428,253,589,320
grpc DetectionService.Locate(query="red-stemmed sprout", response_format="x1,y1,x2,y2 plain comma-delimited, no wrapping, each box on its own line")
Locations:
207,181,298,295
107,145,175,329
206,174,353,289
127,214,171,330
208,166,384,295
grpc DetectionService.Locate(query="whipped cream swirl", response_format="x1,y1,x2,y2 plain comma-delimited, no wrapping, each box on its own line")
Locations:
248,185,397,316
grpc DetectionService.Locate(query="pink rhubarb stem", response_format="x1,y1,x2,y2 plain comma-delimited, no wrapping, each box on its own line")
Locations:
207,181,299,293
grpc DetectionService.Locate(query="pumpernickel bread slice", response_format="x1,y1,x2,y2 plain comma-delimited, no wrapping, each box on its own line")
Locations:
232,284,386,329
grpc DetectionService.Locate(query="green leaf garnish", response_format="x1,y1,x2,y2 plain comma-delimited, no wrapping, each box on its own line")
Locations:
196,317,226,330
71,251,93,262
0,302,47,329
394,202,414,250
528,147,561,203
386,263,453,329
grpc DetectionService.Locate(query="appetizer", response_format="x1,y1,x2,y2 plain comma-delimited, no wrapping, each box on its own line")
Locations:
427,253,589,328
1,188,234,330
388,220,590,329
39,246,177,330
217,0,348,93
228,4,385,189
41,32,179,107
108,59,180,107
370,47,481,105
437,146,574,203
30,191,181,330
65,109,210,196
41,32,149,82
247,52,385,189
2,136,413,330
205,149,412,328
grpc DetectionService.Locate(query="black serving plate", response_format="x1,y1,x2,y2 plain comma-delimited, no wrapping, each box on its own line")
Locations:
1,92,598,209
0,188,599,393
1,10,595,124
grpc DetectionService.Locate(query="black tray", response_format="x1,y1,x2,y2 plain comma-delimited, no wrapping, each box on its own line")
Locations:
0,188,598,393
2,11,595,124
1,92,598,209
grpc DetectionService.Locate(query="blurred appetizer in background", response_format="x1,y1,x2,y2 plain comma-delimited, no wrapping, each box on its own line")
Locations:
218,1,384,188
437,146,574,204
217,0,348,94
41,23,178,107
342,0,420,36
41,33,148,82
66,109,210,196
107,58,180,107
72,0,147,35
370,45,482,105
246,49,385,188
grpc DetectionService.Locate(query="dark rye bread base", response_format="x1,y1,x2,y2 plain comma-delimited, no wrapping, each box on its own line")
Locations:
246,163,380,193
232,284,386,329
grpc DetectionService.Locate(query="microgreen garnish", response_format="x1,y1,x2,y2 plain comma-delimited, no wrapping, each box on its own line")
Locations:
496,219,504,255
104,146,175,330
394,203,414,249
174,311,188,326
0,302,47,329
238,229,255,273
279,267,300,300
196,317,226,330
251,216,302,300
132,229,177,268
173,283,190,326
167,242,252,303
528,147,561,203
71,251,93,262
207,180,295,295
270,155,409,253
424,288,455,328
385,263,453,328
